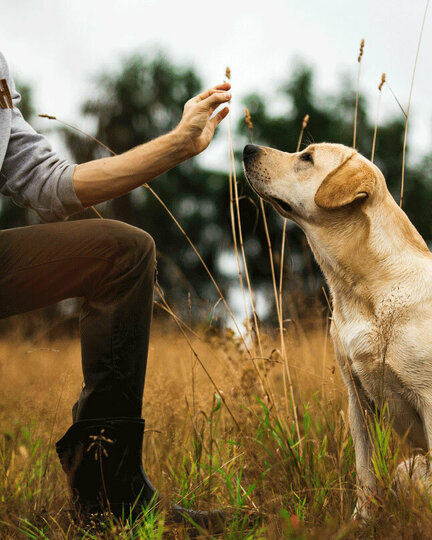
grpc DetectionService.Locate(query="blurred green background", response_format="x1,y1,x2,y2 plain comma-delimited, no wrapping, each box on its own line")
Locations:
2,51,432,331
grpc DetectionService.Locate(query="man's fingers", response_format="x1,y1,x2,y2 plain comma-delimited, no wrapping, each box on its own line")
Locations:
210,106,230,129
200,91,232,113
214,82,231,91
195,83,231,102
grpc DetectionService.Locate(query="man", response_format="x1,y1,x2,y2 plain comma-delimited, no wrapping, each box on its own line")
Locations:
0,51,230,523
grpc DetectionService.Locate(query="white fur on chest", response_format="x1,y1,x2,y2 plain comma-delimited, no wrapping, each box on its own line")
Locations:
332,279,432,404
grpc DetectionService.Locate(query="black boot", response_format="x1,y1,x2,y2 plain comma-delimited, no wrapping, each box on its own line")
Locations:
56,417,224,527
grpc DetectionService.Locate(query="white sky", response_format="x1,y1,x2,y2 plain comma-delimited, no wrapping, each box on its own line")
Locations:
1,0,431,169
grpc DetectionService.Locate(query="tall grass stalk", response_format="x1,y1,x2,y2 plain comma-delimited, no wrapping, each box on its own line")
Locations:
371,74,386,163
385,81,407,118
39,113,279,419
321,314,329,399
38,115,104,219
227,107,254,347
277,115,309,443
225,73,254,348
241,113,283,412
39,114,253,357
353,38,365,149
156,286,241,430
399,0,430,208
278,114,309,309
188,292,197,415
243,110,309,446
154,281,276,428
245,108,282,321
225,69,264,362
225,69,275,406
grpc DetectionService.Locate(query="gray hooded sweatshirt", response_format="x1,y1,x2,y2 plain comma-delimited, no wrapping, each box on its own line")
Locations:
0,51,84,222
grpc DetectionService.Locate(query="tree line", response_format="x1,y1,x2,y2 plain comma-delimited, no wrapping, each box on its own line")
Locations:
2,52,431,328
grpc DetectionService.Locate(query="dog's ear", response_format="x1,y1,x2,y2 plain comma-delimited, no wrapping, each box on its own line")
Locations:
314,153,377,209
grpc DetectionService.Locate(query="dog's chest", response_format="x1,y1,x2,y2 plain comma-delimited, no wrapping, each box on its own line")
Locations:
332,295,432,405
333,316,378,366
332,315,399,403
333,286,411,365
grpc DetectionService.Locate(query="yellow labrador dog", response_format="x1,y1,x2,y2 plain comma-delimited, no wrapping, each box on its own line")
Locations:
243,142,432,518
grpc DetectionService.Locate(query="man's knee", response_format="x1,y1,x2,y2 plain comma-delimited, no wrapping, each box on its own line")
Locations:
130,227,156,269
92,219,155,268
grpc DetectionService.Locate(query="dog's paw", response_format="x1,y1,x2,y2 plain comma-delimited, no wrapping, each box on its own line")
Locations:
393,455,431,496
351,501,370,522
351,489,377,522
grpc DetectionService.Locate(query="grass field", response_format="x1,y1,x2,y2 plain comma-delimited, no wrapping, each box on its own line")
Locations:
1,26,428,537
2,310,432,540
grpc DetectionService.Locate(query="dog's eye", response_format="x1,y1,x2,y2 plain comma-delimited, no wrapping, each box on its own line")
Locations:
300,152,313,164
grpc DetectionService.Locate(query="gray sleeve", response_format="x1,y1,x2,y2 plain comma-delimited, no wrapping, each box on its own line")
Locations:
0,58,85,222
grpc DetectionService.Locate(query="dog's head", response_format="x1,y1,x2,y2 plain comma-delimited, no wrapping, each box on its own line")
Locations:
242,142,386,228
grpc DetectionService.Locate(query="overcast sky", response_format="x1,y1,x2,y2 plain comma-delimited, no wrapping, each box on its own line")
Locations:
1,0,431,169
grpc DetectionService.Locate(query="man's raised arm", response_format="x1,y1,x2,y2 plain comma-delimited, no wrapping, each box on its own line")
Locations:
72,84,231,207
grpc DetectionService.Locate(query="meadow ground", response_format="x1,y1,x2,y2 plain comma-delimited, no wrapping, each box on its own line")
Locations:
1,312,432,539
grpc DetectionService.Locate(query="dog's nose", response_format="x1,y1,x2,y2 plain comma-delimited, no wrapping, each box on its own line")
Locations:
243,144,259,159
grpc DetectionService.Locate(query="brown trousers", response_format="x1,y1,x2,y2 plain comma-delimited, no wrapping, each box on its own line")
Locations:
0,219,156,422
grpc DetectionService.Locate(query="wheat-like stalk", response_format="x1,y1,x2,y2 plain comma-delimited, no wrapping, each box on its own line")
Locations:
38,113,257,358
399,0,430,208
353,38,365,149
278,114,309,315
243,108,309,445
385,82,407,117
225,69,262,350
245,107,254,143
226,103,254,349
225,70,253,343
244,108,280,319
244,107,281,323
156,284,241,430
39,114,104,219
40,101,279,407
225,68,273,402
371,73,386,163
277,114,309,445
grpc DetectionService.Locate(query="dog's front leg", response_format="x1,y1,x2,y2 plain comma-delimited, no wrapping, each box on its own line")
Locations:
348,384,376,519
335,345,376,519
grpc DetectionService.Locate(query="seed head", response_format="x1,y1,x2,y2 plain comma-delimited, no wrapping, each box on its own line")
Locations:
379,73,386,91
87,428,114,460
357,38,365,62
225,66,231,80
244,108,253,130
302,114,310,129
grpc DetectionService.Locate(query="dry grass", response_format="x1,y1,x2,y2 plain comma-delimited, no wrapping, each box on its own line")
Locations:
2,314,432,539
399,0,430,208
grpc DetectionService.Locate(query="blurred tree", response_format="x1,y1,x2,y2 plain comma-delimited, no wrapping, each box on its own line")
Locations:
5,55,432,331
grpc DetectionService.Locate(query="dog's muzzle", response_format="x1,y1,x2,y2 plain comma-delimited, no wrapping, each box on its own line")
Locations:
243,144,260,163
243,144,268,189
243,145,293,215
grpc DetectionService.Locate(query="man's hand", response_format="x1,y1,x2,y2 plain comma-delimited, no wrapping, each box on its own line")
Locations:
73,83,231,206
175,83,231,157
